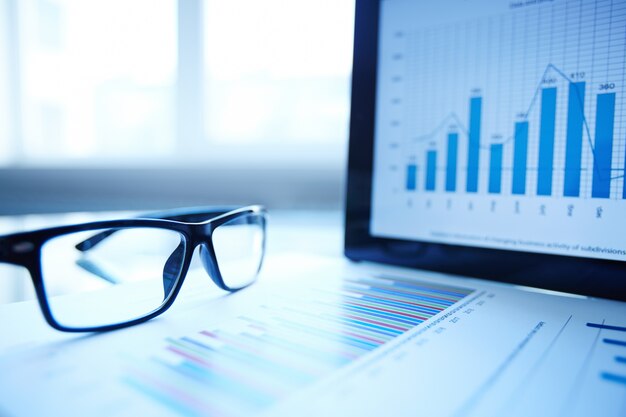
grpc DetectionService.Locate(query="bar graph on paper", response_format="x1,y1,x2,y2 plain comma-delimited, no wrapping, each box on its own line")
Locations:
122,276,473,417
371,0,626,262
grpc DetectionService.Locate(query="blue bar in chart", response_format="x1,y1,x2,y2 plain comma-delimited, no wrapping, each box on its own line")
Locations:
603,338,626,347
512,121,529,195
489,144,503,194
446,133,458,192
591,92,616,199
406,164,417,191
601,373,626,387
563,82,586,197
466,97,482,193
537,87,557,196
425,151,437,191
623,147,626,199
586,322,626,332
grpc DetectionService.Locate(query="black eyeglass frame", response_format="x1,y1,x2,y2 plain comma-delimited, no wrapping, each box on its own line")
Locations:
0,205,266,332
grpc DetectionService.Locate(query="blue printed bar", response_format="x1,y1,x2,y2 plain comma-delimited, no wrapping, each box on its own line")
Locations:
466,97,482,193
489,144,503,194
601,372,626,387
586,322,626,332
446,133,458,192
603,338,626,347
537,87,557,196
406,164,417,191
125,276,474,417
563,82,586,197
591,92,616,199
512,121,528,195
425,151,437,191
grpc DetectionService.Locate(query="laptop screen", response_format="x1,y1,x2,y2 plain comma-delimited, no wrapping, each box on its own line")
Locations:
345,0,626,300
370,0,625,262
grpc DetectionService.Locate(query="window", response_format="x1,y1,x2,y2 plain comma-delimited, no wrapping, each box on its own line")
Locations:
0,0,12,163
2,0,354,167
14,0,177,164
204,0,354,146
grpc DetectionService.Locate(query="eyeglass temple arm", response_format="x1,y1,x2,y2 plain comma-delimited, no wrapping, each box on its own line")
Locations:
0,236,36,266
0,237,18,264
74,206,239,252
0,237,9,263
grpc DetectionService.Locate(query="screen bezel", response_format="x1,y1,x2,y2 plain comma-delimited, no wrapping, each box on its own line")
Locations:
344,0,626,302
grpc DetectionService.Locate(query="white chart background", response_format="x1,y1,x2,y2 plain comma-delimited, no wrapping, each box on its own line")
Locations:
371,0,626,261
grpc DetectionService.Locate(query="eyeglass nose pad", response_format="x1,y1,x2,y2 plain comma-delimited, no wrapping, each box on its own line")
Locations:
199,244,221,285
162,241,185,299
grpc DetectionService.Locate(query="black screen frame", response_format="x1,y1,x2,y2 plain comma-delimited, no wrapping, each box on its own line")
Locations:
344,0,626,302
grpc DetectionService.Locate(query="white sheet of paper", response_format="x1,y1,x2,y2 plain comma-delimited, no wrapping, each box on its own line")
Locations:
0,253,625,417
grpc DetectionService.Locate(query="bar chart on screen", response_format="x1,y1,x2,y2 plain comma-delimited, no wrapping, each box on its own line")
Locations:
371,0,626,262
398,67,621,200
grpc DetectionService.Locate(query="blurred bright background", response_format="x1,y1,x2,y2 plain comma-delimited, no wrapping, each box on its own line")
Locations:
0,0,355,214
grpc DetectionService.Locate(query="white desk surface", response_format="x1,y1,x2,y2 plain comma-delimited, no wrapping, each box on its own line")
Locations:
1,210,625,417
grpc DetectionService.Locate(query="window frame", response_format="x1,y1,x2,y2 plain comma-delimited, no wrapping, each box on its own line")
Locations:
0,0,350,213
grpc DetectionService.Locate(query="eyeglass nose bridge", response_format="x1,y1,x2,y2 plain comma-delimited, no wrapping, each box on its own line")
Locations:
199,244,224,289
161,224,218,297
186,224,227,290
162,241,186,296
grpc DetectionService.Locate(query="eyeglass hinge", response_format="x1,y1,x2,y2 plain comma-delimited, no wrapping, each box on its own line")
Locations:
12,241,35,254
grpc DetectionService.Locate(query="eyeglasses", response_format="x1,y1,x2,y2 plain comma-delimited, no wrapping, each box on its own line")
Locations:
0,206,266,332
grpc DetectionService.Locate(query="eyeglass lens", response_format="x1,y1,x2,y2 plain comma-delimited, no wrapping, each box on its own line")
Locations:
211,213,265,290
40,227,186,329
